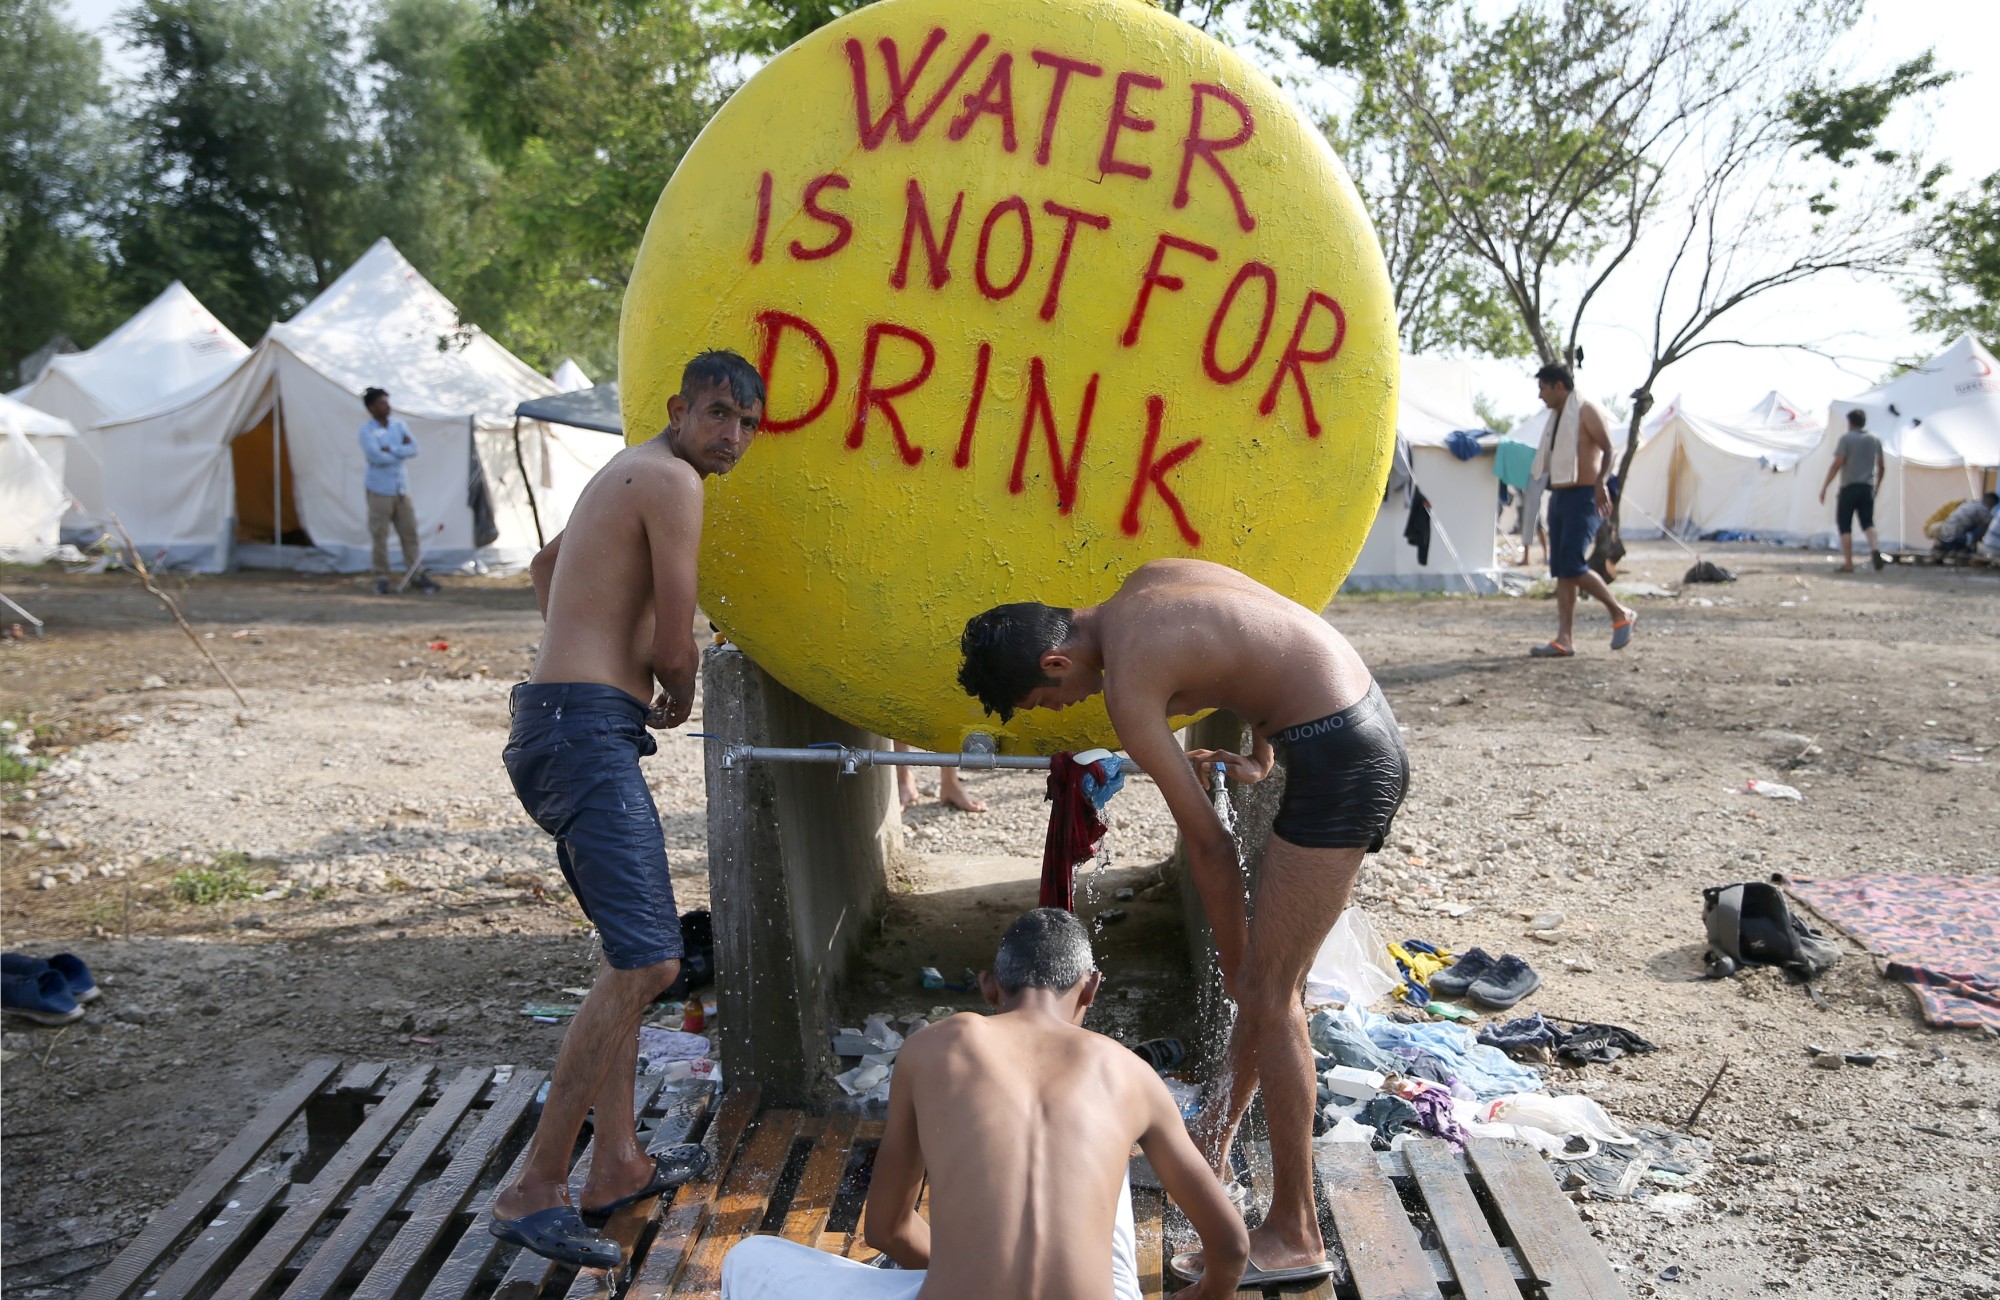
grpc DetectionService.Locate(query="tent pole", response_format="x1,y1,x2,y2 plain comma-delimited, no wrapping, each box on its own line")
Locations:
512,414,545,549
273,398,286,566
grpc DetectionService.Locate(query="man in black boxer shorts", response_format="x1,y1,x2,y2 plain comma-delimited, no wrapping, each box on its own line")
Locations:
956,560,1408,1289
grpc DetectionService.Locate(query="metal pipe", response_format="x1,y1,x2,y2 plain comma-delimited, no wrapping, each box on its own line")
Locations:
714,742,1233,793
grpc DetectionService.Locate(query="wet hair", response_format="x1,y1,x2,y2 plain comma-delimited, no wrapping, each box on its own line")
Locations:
994,908,1095,995
362,387,389,407
1847,408,1867,429
958,602,1074,723
1534,362,1574,390
681,350,765,411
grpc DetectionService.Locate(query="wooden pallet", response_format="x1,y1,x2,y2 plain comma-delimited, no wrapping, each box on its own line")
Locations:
89,1065,1623,1299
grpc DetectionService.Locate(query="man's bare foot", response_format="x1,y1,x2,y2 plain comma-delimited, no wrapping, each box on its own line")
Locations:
1243,1220,1326,1271
492,1173,571,1221
577,1145,659,1212
897,768,919,808
938,770,988,813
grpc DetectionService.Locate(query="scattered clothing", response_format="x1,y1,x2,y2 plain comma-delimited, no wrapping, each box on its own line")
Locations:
1445,429,1484,461
1309,1009,1401,1074
1364,1013,1546,1101
1356,1093,1419,1145
1391,1047,1456,1088
1555,1022,1658,1066
1477,1012,1559,1054
1387,939,1454,1006
1403,490,1433,565
1040,752,1109,911
1786,873,2000,1031
1402,1080,1468,1149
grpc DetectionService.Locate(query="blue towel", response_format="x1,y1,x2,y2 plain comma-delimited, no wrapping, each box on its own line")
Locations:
1363,1013,1546,1101
1446,429,1485,461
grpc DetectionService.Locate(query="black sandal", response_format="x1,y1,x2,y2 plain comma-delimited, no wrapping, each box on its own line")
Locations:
580,1144,711,1217
488,1205,621,1268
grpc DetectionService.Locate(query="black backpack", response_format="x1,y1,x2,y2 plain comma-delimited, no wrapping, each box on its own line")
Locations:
1702,882,1841,980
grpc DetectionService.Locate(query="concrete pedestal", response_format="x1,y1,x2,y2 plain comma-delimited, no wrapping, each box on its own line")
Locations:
701,644,902,1105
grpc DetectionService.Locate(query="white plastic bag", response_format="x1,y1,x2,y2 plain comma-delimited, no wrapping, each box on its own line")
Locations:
1484,1093,1637,1147
1304,906,1400,1008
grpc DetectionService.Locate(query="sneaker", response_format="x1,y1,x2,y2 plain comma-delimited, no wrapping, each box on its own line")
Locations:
1467,954,1541,1009
4,952,100,1003
373,577,391,595
1428,947,1497,999
2,967,85,1026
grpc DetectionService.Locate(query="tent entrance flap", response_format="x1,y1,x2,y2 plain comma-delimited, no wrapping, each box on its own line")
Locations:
231,410,308,545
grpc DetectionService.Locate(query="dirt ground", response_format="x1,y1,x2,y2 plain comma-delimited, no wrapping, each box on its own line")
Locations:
2,544,1996,1298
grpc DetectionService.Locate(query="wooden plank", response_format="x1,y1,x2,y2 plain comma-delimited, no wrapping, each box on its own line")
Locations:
1402,1141,1518,1300
417,1124,538,1300
1314,1141,1443,1300
351,1068,546,1300
281,1067,493,1300
677,1110,805,1299
623,1086,761,1300
491,1076,667,1300
1132,1187,1164,1300
81,1058,342,1300
139,1172,290,1300
223,1067,438,1299
780,1112,861,1244
337,1062,392,1094
561,1088,721,1299
1466,1137,1624,1300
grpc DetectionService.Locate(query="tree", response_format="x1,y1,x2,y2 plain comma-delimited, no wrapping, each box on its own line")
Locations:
116,0,373,337
1903,170,2000,345
452,0,732,372
0,0,126,379
366,0,495,284
1590,23,1947,566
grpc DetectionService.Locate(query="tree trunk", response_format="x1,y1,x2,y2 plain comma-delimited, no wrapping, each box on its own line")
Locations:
1588,391,1654,582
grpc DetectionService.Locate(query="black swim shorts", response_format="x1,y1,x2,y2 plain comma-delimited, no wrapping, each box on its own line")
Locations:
1268,681,1410,851
504,682,683,970
1836,482,1875,535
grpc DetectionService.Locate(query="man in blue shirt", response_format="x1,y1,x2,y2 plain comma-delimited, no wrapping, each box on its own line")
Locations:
358,387,437,594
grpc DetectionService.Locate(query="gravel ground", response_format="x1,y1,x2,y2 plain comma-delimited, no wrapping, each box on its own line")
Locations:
2,547,1997,1297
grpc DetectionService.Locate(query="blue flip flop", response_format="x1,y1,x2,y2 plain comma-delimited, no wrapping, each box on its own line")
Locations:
581,1144,711,1217
1611,614,1638,650
489,1205,620,1268
1,967,84,1026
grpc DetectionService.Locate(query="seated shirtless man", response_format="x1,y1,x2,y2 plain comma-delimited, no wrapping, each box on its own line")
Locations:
956,560,1409,1289
720,909,1247,1299
488,350,764,1267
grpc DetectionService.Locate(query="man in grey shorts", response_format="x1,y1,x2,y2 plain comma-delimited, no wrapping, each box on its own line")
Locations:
1818,408,1886,572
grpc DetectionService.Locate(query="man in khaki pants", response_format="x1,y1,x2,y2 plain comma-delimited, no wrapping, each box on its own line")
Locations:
358,387,437,594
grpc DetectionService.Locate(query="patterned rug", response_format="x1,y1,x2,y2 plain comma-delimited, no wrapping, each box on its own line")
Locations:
1788,873,2000,1032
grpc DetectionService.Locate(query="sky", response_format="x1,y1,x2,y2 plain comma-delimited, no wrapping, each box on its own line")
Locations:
62,0,2000,426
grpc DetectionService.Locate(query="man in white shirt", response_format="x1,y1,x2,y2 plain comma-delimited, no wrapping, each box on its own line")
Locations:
358,387,437,595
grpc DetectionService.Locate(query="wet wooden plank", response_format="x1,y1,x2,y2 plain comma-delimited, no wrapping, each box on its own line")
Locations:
1133,1187,1164,1300
1466,1137,1623,1300
140,1172,290,1300
282,1067,493,1300
416,1128,537,1300
1314,1141,1442,1300
1403,1140,1518,1300
352,1068,546,1300
677,1110,805,1299
224,1067,439,1298
491,1076,667,1300
80,1058,342,1300
622,1086,761,1300
780,1112,861,1244
561,1088,722,1299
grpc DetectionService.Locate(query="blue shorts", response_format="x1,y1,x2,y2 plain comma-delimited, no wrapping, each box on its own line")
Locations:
1546,485,1601,580
504,682,683,970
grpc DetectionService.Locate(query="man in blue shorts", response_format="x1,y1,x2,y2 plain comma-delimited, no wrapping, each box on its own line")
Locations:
1526,362,1636,657
489,351,764,1267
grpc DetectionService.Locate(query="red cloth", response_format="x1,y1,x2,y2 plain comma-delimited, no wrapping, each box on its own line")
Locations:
1041,752,1108,911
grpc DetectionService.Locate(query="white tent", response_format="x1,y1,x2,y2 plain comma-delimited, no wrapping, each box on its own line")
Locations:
1344,355,1502,592
0,396,73,562
1620,391,1824,539
86,239,619,572
10,281,250,534
1786,335,2000,550
550,358,592,392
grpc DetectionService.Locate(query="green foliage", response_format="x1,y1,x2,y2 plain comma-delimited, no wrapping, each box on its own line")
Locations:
726,0,867,54
116,0,375,337
170,851,258,904
1786,54,1953,168
1904,170,2000,346
0,0,127,379
365,0,494,280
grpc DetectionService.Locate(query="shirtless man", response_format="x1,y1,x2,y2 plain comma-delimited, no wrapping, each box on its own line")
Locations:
489,350,764,1267
720,908,1247,1300
955,561,1409,1288
1527,362,1636,656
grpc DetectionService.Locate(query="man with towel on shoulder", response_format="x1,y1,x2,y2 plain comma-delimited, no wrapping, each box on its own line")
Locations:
1526,362,1636,657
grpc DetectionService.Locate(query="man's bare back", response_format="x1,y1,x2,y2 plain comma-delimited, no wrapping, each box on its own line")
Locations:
1096,559,1370,736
